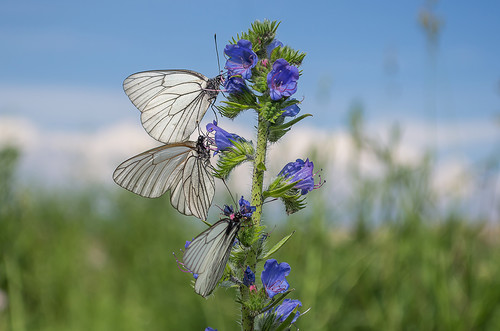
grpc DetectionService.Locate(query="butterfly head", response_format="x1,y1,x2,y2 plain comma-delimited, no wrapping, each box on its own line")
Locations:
195,135,211,160
231,211,243,221
223,204,243,221
215,74,224,87
205,75,224,99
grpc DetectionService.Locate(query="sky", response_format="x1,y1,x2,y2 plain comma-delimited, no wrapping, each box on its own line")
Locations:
0,0,499,218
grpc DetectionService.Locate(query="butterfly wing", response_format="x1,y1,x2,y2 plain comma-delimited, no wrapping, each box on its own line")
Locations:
113,141,215,219
123,70,220,144
183,219,240,297
169,153,215,220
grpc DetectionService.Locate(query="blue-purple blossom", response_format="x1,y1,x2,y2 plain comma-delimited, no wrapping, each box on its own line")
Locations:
206,121,245,154
266,39,283,57
278,158,315,195
224,74,247,94
274,299,302,324
238,196,256,217
282,103,300,117
223,196,256,219
243,266,255,287
223,204,234,217
204,328,217,331
261,259,290,298
267,59,299,101
224,39,258,79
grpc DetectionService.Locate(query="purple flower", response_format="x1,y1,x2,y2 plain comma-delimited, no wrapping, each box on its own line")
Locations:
223,196,256,219
224,39,258,79
243,266,255,287
238,196,256,217
274,299,302,324
205,328,217,331
282,103,300,117
224,74,247,94
266,39,283,57
267,59,299,101
206,121,245,154
261,259,290,298
278,158,315,195
223,204,234,217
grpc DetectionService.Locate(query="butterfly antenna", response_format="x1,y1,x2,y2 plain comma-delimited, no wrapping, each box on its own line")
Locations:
221,178,238,208
211,103,220,124
214,34,222,75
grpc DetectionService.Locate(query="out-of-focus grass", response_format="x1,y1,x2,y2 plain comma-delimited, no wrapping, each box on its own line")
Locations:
2,191,499,331
277,207,500,330
0,188,240,331
1,109,499,331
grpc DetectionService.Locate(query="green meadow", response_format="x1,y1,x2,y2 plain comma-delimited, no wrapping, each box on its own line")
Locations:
1,117,499,330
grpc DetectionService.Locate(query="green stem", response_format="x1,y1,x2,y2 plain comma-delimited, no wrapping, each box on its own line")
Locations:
250,113,268,228
241,112,269,331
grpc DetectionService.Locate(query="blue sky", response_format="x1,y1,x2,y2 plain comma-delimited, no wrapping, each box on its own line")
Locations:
2,0,499,123
0,0,499,164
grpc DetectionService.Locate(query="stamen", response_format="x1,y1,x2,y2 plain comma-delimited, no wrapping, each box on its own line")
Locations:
268,279,288,293
313,169,326,190
172,252,192,274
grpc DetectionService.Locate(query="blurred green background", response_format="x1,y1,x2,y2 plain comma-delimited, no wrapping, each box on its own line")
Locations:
1,111,499,330
2,1,500,330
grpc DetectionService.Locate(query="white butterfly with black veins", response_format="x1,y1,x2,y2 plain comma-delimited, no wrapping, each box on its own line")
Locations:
183,208,244,297
114,69,223,220
113,136,215,220
123,70,223,143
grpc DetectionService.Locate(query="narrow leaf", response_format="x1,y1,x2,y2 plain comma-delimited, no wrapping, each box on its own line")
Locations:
262,231,295,260
275,305,300,331
272,114,312,131
259,289,294,315
257,162,267,172
263,180,301,199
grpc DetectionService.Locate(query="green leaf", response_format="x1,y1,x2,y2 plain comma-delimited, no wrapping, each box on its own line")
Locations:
275,304,300,331
257,162,267,172
262,231,295,260
218,90,257,119
214,139,255,179
255,311,280,331
281,192,306,215
264,176,307,214
258,289,294,316
271,45,306,66
269,114,312,142
263,179,300,199
200,219,212,227
230,20,281,57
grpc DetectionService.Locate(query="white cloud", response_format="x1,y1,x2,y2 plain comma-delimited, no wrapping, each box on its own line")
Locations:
0,84,134,131
0,113,498,220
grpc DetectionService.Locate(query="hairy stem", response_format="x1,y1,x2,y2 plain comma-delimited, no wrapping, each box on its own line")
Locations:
241,113,269,331
250,114,269,228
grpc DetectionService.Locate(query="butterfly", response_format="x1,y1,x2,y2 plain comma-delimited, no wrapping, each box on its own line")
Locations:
183,198,256,297
123,70,223,144
113,135,215,220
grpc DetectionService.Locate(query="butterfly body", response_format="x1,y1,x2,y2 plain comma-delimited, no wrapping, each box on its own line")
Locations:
123,70,223,144
113,136,215,220
183,211,243,297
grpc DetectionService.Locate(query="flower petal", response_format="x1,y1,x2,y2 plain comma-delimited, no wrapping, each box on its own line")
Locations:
261,259,290,298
